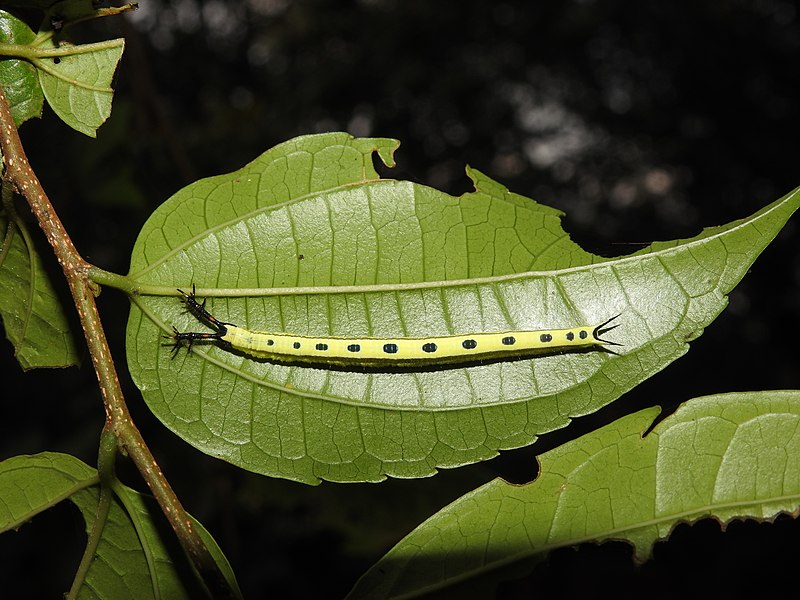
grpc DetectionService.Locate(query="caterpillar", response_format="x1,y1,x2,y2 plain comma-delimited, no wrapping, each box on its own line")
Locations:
169,288,621,368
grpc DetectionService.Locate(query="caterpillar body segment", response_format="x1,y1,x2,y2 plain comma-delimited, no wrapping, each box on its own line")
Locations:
170,288,621,368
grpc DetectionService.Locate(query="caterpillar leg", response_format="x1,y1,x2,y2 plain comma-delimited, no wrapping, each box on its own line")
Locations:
167,326,223,356
167,286,231,356
178,286,231,331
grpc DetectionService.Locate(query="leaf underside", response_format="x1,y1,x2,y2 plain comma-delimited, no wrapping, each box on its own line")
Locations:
126,132,800,484
0,10,44,127
346,390,800,599
0,452,241,600
36,36,124,137
0,8,124,136
0,214,78,369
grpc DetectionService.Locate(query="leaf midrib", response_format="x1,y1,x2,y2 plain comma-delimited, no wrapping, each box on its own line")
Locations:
132,185,798,298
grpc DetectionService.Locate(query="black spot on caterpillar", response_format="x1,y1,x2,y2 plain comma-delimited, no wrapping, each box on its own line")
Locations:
169,287,621,369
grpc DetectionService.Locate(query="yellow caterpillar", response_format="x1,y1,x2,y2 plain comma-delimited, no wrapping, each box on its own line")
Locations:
170,288,621,368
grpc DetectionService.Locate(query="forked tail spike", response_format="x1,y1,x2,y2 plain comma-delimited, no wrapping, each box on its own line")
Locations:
593,313,623,347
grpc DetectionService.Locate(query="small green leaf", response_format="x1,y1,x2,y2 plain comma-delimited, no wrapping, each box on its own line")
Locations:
347,390,800,599
0,453,241,599
0,9,44,126
1,4,128,135
126,132,800,484
35,37,124,137
71,483,242,600
0,452,97,533
0,211,78,369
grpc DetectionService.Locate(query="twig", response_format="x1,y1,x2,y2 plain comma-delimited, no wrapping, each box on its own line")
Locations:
0,85,235,599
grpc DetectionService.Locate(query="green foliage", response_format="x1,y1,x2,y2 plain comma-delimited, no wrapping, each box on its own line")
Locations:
0,453,242,599
0,10,43,126
1,4,799,595
125,132,800,484
0,6,125,136
348,390,800,599
35,37,124,137
0,210,78,368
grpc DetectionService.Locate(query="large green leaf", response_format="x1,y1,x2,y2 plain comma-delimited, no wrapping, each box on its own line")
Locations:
125,132,800,484
0,211,78,369
0,452,241,599
347,390,800,599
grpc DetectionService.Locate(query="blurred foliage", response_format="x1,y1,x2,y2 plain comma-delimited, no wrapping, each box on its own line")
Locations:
2,1,799,598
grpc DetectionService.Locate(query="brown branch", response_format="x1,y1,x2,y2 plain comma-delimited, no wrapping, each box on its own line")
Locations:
0,85,234,599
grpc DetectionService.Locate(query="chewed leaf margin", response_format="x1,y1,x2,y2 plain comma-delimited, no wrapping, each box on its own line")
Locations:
125,133,800,484
346,390,800,599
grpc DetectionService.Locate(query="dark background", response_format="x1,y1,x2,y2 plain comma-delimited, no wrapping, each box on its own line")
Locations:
2,1,799,598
